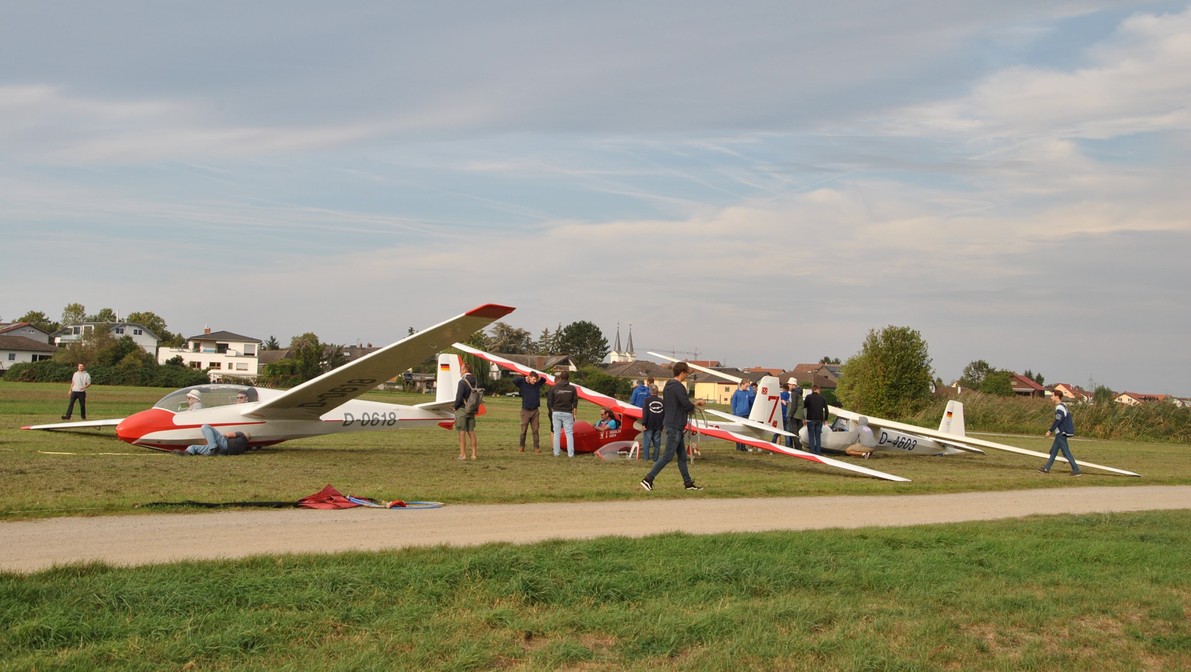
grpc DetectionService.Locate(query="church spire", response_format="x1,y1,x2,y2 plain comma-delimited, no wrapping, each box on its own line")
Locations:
626,323,635,355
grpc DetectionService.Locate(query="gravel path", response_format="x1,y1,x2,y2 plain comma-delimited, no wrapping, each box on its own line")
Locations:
2,486,1188,573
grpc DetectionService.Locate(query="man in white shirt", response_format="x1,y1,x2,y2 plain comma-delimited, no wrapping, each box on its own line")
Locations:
61,363,91,420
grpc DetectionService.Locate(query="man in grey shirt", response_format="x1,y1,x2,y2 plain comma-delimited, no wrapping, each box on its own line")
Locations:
61,363,91,420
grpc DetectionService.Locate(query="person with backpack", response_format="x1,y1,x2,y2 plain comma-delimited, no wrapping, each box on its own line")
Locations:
547,370,579,457
454,362,481,460
786,377,804,449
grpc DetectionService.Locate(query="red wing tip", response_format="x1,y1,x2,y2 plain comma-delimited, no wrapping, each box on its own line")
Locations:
467,304,516,319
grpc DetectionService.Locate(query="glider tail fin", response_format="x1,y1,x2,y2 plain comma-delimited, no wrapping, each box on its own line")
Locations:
748,376,785,429
938,400,966,437
436,354,463,405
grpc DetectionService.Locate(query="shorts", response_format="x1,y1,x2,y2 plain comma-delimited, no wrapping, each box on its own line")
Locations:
455,410,476,432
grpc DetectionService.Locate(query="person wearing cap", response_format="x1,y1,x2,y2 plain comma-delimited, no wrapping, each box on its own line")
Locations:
785,377,804,449
185,389,203,410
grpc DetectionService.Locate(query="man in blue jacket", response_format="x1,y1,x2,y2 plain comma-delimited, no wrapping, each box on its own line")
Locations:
730,380,752,451
1040,391,1082,476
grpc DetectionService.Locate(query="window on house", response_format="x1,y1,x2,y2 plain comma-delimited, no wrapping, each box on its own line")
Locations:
190,361,202,369
209,362,222,369
133,329,142,335
7,354,14,361
115,327,125,334
244,344,257,356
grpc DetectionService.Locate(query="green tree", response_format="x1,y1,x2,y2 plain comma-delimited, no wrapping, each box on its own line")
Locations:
820,356,841,364
959,360,994,391
15,310,59,333
1093,385,1116,405
836,325,934,417
92,307,118,322
980,370,1015,396
263,336,281,350
534,325,562,355
125,310,184,346
1023,369,1045,386
557,321,609,366
487,322,533,354
61,303,86,326
289,333,327,382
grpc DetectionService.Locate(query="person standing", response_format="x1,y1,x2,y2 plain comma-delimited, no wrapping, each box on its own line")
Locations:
641,361,705,491
628,378,651,407
547,370,579,457
61,363,91,420
772,383,790,443
512,370,547,453
730,380,752,451
804,384,829,456
639,384,664,462
786,378,804,449
1040,391,1082,476
453,363,479,460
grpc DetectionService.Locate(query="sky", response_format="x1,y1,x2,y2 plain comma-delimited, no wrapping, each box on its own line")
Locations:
2,1,1189,396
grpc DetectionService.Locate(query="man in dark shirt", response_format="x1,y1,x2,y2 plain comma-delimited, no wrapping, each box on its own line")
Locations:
453,363,480,460
638,384,664,462
803,384,829,455
641,361,705,491
547,370,580,457
512,370,547,453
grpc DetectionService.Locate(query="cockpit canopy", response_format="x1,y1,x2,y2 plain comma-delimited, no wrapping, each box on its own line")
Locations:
154,384,262,412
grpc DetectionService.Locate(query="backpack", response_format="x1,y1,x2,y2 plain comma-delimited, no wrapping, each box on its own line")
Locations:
462,376,484,415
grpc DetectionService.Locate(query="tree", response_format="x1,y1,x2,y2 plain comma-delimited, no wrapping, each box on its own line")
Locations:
836,325,934,417
959,360,994,390
92,307,117,322
980,370,1015,396
16,310,58,334
487,322,533,354
557,321,609,366
289,333,326,382
1023,369,1045,386
263,336,281,350
61,303,86,326
125,310,183,346
534,325,562,355
1093,385,1115,405
820,356,841,364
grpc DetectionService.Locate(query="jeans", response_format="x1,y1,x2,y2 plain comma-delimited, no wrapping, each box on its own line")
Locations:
641,428,662,462
64,391,87,419
807,420,823,455
519,407,541,449
185,424,227,455
552,411,575,457
1043,434,1081,473
644,426,693,485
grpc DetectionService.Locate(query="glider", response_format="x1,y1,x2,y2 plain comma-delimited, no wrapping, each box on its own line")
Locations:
455,343,910,482
23,303,515,451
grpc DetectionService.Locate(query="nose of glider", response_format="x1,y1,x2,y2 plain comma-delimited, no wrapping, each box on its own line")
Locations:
116,408,176,444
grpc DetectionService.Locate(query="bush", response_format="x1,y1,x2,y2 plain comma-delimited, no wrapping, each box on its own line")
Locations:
3,360,209,388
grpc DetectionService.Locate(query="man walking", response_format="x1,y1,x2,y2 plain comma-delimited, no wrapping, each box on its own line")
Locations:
512,370,547,452
641,361,705,491
804,384,829,456
1040,391,1082,476
62,363,91,420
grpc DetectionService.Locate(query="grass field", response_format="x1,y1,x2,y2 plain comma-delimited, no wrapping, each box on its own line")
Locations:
2,381,1189,670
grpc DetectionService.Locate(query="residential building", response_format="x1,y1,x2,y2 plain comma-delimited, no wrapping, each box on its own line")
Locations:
782,363,841,390
53,322,160,356
0,332,57,371
1115,392,1171,406
158,328,262,381
1010,373,1046,397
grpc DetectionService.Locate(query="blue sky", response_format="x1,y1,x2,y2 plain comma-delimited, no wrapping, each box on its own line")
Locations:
3,1,1188,395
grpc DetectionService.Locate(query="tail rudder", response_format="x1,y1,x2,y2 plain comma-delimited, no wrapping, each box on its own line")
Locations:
749,376,784,429
436,354,462,405
938,400,966,436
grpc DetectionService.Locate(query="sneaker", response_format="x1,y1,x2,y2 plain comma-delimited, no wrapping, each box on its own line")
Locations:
1070,472,1083,477
1037,467,1050,474
685,483,703,491
61,415,69,420
640,479,653,492
862,452,870,460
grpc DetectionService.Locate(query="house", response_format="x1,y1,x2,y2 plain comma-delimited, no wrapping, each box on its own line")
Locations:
1010,373,1046,397
782,363,840,390
54,322,160,356
0,322,53,343
158,328,262,381
1050,383,1092,403
0,333,57,372
482,354,578,380
1115,392,1170,406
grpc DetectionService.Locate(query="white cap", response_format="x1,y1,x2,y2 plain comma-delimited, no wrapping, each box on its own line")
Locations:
787,377,798,385
186,390,201,399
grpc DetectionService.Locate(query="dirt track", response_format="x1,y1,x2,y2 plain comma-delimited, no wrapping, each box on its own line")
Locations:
2,486,1188,574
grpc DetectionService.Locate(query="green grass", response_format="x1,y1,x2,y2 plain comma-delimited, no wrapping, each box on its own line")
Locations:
3,381,1190,670
2,381,1189,519
2,512,1188,670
